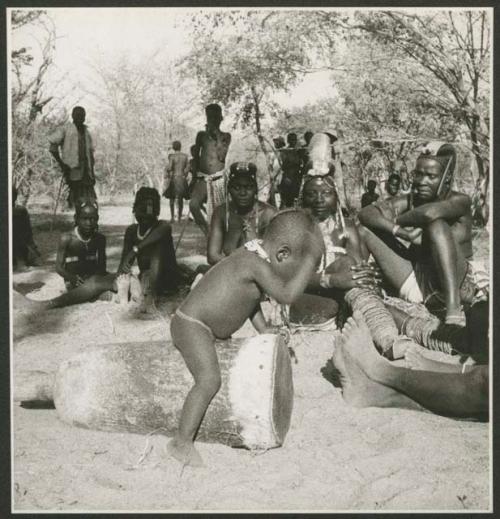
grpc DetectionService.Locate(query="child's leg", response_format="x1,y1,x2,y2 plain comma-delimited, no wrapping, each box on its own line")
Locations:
45,273,117,309
169,312,221,466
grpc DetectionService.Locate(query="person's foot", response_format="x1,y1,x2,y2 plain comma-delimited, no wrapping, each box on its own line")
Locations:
167,437,204,467
404,344,463,373
341,311,393,383
115,274,131,305
332,342,420,410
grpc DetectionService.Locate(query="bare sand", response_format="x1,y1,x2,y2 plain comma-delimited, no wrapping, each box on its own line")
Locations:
11,203,490,512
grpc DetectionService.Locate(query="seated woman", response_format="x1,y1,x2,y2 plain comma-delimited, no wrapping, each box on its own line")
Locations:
207,161,277,265
16,201,118,310
118,187,179,311
12,186,41,271
294,133,379,324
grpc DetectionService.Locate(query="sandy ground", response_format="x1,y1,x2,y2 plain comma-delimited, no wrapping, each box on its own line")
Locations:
11,202,490,512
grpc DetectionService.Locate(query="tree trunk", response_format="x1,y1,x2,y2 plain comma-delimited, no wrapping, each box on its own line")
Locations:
14,335,294,450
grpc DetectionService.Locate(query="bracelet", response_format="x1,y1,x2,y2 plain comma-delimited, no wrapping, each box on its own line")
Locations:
392,224,401,236
132,245,139,254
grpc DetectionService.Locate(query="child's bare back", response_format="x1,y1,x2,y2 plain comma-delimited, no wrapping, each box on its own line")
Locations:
179,248,273,339
168,209,324,467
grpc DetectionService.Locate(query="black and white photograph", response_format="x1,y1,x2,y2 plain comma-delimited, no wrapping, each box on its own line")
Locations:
8,5,493,513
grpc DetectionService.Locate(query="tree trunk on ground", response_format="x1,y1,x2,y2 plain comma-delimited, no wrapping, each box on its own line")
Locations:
14,335,294,450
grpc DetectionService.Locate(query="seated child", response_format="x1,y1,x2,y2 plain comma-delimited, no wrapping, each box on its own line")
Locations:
12,186,41,271
19,201,117,310
168,209,324,466
118,187,179,311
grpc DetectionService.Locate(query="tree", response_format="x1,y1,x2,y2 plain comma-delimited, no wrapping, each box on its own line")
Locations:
347,10,490,222
11,10,58,201
184,11,313,185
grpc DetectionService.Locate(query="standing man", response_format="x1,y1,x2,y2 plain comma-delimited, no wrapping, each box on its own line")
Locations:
189,104,232,235
278,132,304,208
361,179,379,208
48,106,97,208
164,140,189,223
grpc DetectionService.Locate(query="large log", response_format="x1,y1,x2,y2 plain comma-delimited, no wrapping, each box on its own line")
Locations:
16,334,293,450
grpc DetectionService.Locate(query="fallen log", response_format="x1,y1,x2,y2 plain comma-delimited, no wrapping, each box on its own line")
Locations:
14,334,293,450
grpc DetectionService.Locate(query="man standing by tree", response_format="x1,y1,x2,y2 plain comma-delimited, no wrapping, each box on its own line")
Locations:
278,132,303,208
189,104,232,234
48,106,97,208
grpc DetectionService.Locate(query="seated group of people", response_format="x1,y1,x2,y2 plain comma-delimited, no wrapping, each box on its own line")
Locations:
17,187,180,313
14,131,489,466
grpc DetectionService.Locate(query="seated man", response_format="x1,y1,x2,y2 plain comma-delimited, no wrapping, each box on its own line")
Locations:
17,201,117,310
12,186,41,271
119,187,178,310
358,142,482,326
333,310,488,419
207,162,277,265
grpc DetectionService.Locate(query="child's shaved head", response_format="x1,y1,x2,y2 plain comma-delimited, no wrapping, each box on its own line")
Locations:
264,209,324,259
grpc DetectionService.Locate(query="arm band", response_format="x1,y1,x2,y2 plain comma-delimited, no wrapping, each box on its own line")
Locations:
392,224,401,236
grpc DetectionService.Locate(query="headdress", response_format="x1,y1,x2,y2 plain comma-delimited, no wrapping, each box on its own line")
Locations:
297,133,347,238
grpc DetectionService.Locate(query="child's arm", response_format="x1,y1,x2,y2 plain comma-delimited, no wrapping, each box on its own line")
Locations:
97,234,107,274
207,207,227,265
55,235,81,285
250,304,271,333
252,253,319,305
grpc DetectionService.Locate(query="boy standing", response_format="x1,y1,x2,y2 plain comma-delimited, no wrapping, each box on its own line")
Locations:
169,210,324,466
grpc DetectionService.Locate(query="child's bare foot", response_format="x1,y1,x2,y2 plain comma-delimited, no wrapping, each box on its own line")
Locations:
404,344,463,373
167,437,204,467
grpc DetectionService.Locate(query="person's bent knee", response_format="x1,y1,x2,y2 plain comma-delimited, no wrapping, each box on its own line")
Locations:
198,372,222,398
425,218,451,236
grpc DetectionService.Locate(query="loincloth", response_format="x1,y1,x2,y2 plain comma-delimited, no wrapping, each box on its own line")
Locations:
196,171,226,221
399,259,489,308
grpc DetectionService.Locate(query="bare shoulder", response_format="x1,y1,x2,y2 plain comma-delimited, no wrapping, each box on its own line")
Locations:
448,190,472,205
95,232,106,244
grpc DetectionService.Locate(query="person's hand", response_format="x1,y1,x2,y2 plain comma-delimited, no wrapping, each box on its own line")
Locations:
396,226,422,244
69,274,84,287
118,249,136,274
